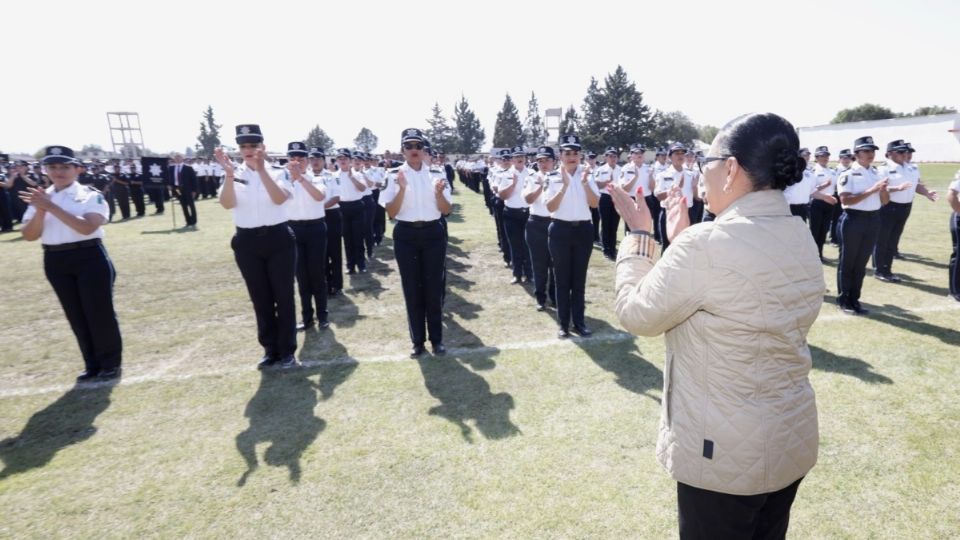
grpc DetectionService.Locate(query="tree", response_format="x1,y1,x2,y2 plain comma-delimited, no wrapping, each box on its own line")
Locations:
81,144,105,154
579,66,655,153
353,128,378,153
558,105,580,137
523,92,545,147
493,94,525,148
453,94,485,154
305,125,335,152
909,105,957,116
196,105,222,158
698,125,719,144
425,102,457,153
649,111,699,148
830,103,896,124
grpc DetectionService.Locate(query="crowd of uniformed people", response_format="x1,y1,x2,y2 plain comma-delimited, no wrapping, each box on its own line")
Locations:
4,125,960,381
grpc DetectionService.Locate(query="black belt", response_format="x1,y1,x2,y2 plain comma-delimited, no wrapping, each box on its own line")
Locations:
844,209,879,216
340,199,363,206
886,201,913,207
236,222,288,236
528,215,551,223
397,219,441,229
504,206,529,212
43,238,102,252
289,217,326,225
551,219,592,226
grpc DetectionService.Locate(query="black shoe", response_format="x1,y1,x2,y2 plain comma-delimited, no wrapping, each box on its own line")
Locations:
852,302,869,315
347,269,356,275
76,371,98,382
536,303,545,312
573,325,593,337
503,262,512,268
297,320,315,331
359,267,367,274
888,274,902,283
410,345,426,358
329,288,342,296
257,356,278,370
278,355,298,369
510,277,521,284
952,295,960,303
97,367,122,380
893,253,905,260
557,328,570,339
875,273,893,282
432,343,446,355
318,320,330,329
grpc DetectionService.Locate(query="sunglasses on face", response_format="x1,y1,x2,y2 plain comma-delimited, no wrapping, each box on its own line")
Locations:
403,142,424,150
697,155,732,174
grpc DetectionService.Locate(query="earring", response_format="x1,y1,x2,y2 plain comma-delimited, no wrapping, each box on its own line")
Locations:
722,184,733,193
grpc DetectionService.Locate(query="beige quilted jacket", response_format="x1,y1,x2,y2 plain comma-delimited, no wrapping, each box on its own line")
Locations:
615,189,824,495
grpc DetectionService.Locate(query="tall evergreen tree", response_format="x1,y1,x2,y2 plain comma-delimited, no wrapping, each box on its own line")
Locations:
425,102,456,153
453,94,485,154
558,105,581,137
196,105,221,158
523,92,546,147
579,66,654,152
353,127,379,153
579,78,605,151
305,125,335,151
493,93,525,148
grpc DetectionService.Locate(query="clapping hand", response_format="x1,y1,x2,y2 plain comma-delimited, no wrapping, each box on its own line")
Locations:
608,183,652,232
214,147,235,176
395,170,407,190
434,178,446,194
18,187,54,210
664,186,690,242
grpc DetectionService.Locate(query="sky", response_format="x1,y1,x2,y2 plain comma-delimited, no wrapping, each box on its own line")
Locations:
3,0,958,156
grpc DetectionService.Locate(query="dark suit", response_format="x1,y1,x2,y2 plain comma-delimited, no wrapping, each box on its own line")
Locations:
168,163,198,225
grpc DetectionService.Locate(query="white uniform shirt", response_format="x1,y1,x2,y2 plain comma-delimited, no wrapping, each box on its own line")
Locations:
194,162,207,177
316,170,340,209
652,160,669,176
784,169,816,205
838,163,882,211
284,170,326,221
22,182,109,245
594,163,621,191
366,166,386,189
337,169,367,202
655,166,697,208
379,162,452,222
544,166,599,221
497,166,530,209
949,173,960,196
812,163,836,196
487,165,505,197
523,170,553,217
219,162,293,228
619,162,651,197
880,161,920,204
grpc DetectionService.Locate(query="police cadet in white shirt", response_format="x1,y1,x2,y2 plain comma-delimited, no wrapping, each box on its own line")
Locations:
783,153,816,221
334,148,368,275
808,146,839,259
489,149,512,268
499,145,533,284
835,136,888,315
619,143,654,226
546,134,600,338
873,140,938,282
369,155,388,246
647,147,668,242
381,128,453,358
523,145,558,311
311,148,344,296
355,151,377,259
19,146,123,381
654,143,697,252
830,148,854,245
947,170,960,301
216,124,298,369
585,150,602,245
284,141,329,331
595,147,622,260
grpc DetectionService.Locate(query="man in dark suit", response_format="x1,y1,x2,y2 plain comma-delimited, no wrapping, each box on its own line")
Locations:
168,153,198,227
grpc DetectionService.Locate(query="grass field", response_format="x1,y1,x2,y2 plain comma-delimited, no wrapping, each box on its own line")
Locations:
1,164,959,539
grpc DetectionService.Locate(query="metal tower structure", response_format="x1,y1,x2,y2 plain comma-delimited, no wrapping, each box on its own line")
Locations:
544,108,562,145
106,112,145,157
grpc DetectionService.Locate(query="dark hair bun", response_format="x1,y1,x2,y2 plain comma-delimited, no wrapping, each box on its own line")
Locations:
771,148,804,190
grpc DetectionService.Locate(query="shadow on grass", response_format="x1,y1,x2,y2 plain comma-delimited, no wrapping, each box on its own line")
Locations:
869,304,960,347
302,327,357,401
809,345,893,384
0,384,114,480
897,252,950,270
445,202,465,224
329,292,367,329
235,366,327,487
575,317,663,403
884,274,951,298
140,227,199,235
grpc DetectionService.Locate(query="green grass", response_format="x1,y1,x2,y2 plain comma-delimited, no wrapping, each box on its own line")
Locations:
1,164,959,538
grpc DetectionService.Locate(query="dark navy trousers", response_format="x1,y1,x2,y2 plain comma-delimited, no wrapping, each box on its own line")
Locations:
873,201,911,275
548,219,593,330
837,209,879,307
525,216,555,306
290,219,328,324
503,206,531,279
393,220,447,347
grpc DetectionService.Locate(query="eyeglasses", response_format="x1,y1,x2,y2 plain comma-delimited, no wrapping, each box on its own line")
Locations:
697,155,731,174
403,142,424,150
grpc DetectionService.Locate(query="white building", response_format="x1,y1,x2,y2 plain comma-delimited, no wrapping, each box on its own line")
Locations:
798,113,960,162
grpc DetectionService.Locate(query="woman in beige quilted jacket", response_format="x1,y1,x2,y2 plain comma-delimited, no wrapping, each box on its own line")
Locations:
610,113,824,540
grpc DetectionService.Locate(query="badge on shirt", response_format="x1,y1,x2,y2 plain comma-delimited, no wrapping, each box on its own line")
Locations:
839,177,848,187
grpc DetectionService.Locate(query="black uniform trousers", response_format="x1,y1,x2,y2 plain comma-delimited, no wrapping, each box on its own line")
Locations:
598,193,620,256
808,199,834,257
525,215,556,306
873,201,911,275
836,209,879,307
828,194,842,244
130,184,146,217
339,200,366,272
789,203,809,222
503,206,532,279
176,189,197,225
290,218,328,325
362,194,376,257
232,223,297,359
393,220,447,347
44,241,122,375
677,477,803,540
591,206,601,243
481,177,494,213
112,183,131,220
148,187,165,213
548,219,593,331
689,199,705,224
0,190,13,231
950,212,960,299
645,194,663,243
372,189,386,244
492,198,509,264
325,207,344,292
